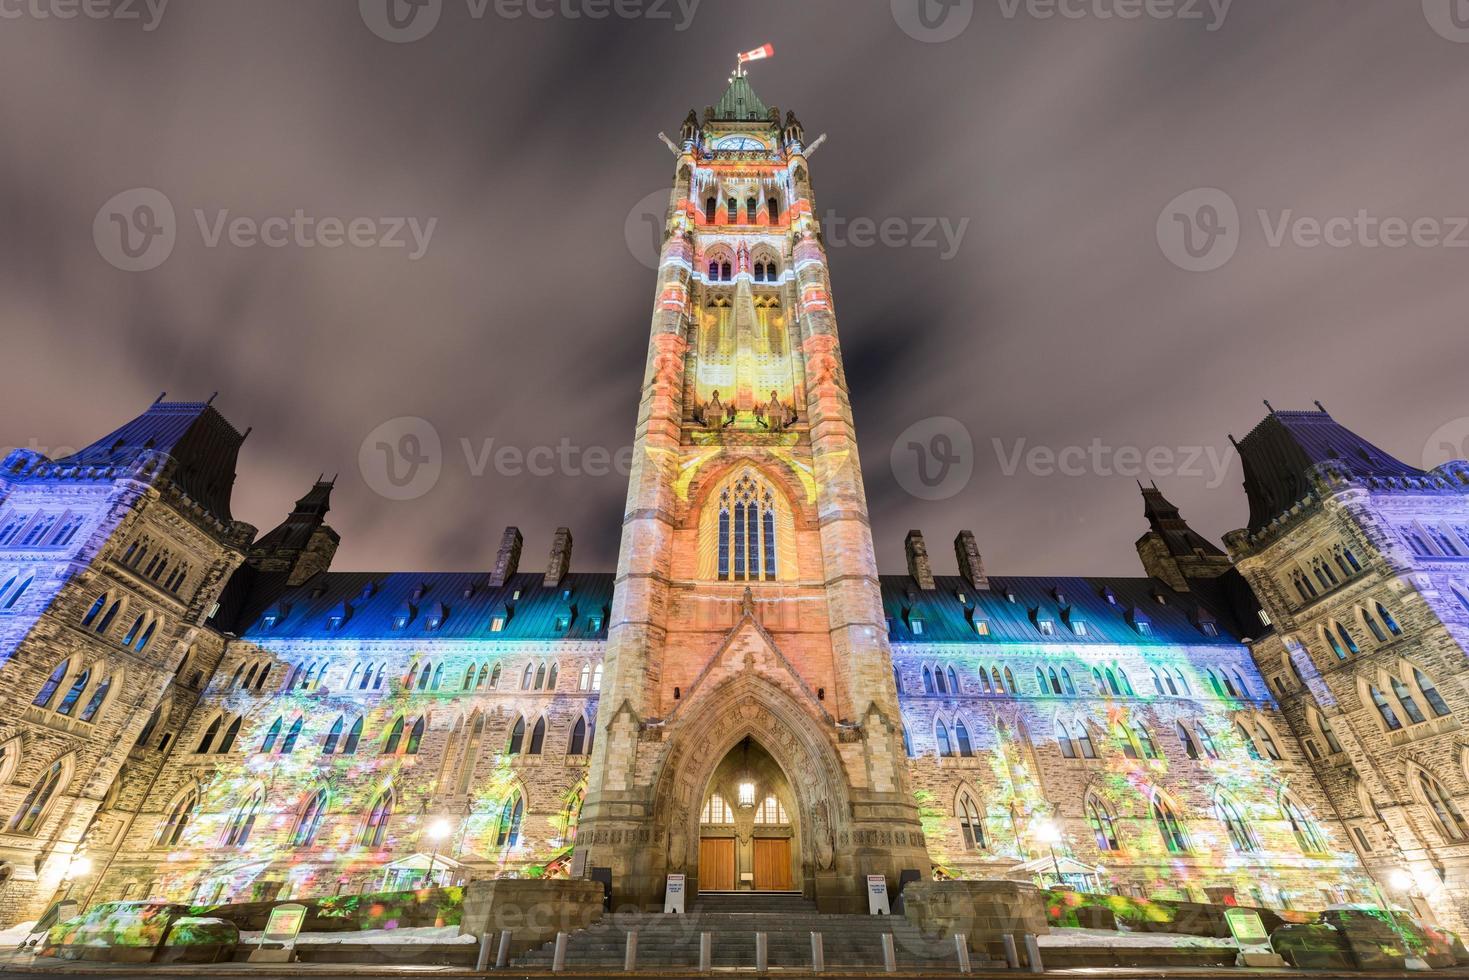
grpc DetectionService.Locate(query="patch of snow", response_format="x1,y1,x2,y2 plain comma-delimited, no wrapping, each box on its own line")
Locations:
239,924,475,946
1040,927,1234,949
0,921,40,946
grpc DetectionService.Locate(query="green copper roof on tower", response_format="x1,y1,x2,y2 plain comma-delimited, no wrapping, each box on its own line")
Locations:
713,72,768,121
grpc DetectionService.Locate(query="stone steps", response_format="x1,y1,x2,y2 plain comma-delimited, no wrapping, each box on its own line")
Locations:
513,909,981,971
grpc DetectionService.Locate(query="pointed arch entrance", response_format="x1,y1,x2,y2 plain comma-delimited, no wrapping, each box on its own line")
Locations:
650,671,853,905
697,737,798,892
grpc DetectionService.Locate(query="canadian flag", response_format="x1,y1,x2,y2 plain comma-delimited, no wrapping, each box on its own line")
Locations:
737,43,774,64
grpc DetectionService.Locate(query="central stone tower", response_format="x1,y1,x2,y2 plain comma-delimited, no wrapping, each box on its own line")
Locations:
577,71,930,911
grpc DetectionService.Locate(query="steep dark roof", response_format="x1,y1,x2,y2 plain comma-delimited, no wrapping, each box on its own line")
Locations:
235,571,613,643
713,73,769,121
251,479,335,554
881,575,1241,647
54,400,245,522
1237,408,1424,533
1141,484,1225,558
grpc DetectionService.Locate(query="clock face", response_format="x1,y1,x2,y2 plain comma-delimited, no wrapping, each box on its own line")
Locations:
714,135,766,152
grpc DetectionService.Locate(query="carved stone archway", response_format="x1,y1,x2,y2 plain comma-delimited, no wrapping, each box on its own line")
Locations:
649,670,852,907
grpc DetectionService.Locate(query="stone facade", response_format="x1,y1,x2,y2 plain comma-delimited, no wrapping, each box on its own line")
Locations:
1223,409,1469,930
0,77,1463,932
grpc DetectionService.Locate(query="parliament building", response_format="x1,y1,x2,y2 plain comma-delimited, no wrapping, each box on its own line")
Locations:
3,72,1469,931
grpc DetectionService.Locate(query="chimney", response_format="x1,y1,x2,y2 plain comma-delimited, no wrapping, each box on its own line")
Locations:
544,527,573,588
905,530,935,590
488,526,523,587
954,530,989,590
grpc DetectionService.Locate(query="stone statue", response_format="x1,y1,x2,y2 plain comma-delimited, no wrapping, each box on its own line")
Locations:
812,800,835,870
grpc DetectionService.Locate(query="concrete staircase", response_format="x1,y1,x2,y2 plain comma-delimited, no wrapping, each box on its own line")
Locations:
514,891,989,972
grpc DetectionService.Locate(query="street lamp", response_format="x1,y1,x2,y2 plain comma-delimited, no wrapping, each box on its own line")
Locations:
59,856,92,905
1033,820,1063,887
423,818,452,889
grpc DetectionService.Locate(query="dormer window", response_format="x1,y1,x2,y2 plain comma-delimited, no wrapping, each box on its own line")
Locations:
1126,607,1153,636
326,600,352,631
974,619,990,636
1153,592,1168,606
1201,622,1219,637
555,614,571,631
359,583,376,600
1071,619,1088,637
1258,609,1272,626
955,591,968,605
424,602,446,631
1101,587,1118,605
911,618,925,636
1004,589,1017,603
490,603,511,633
260,602,289,631
1032,608,1056,636
512,589,522,601
560,587,573,602
391,602,415,631
411,585,426,602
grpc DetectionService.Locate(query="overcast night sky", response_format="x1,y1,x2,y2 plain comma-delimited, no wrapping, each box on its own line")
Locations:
2,1,1467,576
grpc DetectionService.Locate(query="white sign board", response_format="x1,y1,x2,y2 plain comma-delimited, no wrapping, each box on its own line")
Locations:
867,875,890,916
664,874,686,914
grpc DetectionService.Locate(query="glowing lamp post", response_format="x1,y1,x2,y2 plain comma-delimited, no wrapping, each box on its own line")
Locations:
60,855,93,905
423,818,452,888
1033,820,1064,887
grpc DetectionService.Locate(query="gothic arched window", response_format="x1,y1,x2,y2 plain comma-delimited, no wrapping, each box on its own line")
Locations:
55,668,91,716
223,789,263,847
958,792,985,850
157,789,196,848
362,790,393,848
767,197,779,224
568,717,588,756
1151,793,1190,853
508,717,526,754
1419,772,1468,841
704,198,717,224
1086,794,1119,851
295,790,328,847
954,719,973,757
9,758,67,835
497,793,524,848
935,720,952,757
1216,794,1257,852
528,718,546,755
33,659,69,709
1282,797,1327,853
717,474,780,582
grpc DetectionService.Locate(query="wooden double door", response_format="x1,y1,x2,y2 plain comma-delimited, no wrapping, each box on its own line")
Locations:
698,837,792,891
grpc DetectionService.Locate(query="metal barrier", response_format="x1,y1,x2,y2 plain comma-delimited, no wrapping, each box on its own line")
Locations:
551,931,568,972
624,929,638,971
755,932,768,972
881,932,897,972
699,931,712,972
1024,933,1045,973
810,931,825,973
954,933,971,974
495,929,512,969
